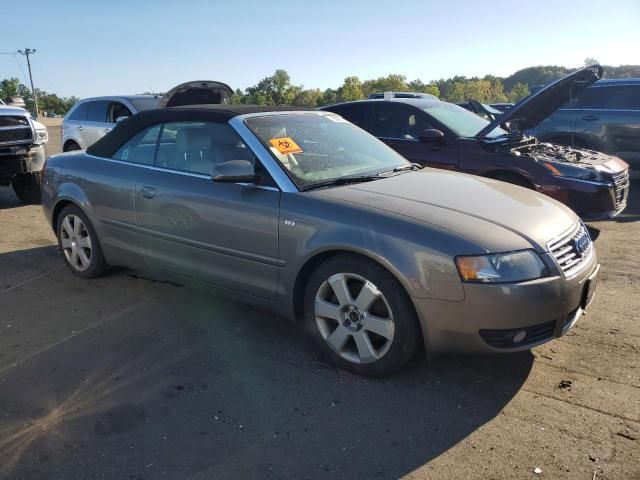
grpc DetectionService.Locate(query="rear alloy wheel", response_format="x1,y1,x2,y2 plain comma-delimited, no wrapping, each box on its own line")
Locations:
305,255,419,376
56,205,107,278
12,172,42,204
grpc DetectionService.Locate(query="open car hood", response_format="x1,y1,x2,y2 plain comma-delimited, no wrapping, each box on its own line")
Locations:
476,65,603,138
158,80,233,108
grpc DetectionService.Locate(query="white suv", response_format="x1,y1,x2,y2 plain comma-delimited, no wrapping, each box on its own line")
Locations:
62,81,233,151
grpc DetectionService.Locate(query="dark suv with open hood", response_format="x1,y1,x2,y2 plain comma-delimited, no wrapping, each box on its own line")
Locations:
322,66,630,220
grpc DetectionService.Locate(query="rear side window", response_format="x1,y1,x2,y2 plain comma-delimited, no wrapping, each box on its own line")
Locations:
109,102,133,123
86,101,110,123
69,102,89,121
574,87,606,109
112,125,161,165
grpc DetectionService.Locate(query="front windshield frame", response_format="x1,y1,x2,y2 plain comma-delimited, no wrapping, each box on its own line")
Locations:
424,102,508,138
244,112,411,191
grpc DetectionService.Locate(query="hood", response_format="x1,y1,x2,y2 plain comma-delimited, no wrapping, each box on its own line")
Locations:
477,65,603,138
0,105,29,116
314,169,577,252
158,80,233,108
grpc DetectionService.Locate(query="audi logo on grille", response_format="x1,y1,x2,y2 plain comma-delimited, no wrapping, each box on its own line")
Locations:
573,230,590,256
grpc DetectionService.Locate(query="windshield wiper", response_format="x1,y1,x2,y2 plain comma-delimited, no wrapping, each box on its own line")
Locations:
391,163,423,173
301,175,384,191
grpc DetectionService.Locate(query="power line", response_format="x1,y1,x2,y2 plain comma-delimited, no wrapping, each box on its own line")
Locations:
16,48,38,115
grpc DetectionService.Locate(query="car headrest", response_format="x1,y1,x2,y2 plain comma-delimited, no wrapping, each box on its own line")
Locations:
176,128,212,152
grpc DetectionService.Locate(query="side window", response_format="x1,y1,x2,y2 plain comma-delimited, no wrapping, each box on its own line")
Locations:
86,100,109,123
155,121,272,183
109,102,133,123
69,102,89,121
329,104,366,127
604,85,640,110
369,104,432,140
112,125,161,165
573,87,605,109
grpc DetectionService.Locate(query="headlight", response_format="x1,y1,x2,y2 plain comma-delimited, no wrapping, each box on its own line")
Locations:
542,161,608,183
455,250,549,283
34,127,48,145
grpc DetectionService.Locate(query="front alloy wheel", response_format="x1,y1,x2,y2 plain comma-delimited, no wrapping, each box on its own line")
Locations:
305,254,420,376
315,273,395,364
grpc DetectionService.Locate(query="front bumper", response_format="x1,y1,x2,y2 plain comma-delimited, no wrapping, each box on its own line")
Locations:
541,173,630,221
0,143,46,180
412,250,599,355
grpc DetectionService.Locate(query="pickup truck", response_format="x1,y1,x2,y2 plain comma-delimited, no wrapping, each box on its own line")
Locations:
0,98,49,203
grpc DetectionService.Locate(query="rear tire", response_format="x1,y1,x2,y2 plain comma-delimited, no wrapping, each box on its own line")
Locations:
304,254,420,376
64,141,81,152
12,172,42,204
56,205,107,278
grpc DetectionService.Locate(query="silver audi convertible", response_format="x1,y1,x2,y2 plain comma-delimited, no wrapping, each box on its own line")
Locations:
41,105,600,375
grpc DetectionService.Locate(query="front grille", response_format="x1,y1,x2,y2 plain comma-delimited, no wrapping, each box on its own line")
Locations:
547,222,593,276
0,126,32,144
479,320,556,349
612,170,629,209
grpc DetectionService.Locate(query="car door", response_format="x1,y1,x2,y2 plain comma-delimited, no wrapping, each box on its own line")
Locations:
135,120,280,300
86,124,162,260
368,103,459,170
83,100,112,147
595,84,640,164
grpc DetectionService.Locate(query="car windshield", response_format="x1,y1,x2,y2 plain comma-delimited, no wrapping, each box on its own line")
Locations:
245,113,410,190
126,96,161,111
424,102,508,138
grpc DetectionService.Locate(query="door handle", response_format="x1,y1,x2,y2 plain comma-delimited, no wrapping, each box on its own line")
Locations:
582,115,599,121
140,186,157,199
103,128,112,133
77,126,84,131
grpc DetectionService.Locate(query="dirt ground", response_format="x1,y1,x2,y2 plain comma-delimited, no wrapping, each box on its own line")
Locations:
0,127,638,480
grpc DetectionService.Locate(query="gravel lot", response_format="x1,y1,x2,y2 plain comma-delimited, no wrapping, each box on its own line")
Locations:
0,127,638,479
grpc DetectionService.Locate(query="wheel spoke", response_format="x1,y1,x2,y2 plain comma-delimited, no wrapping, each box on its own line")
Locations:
315,298,341,321
354,281,380,312
328,273,352,306
70,247,79,267
326,325,350,352
353,331,377,362
73,217,82,236
363,313,395,340
78,235,92,249
60,237,72,249
62,217,74,237
78,248,91,267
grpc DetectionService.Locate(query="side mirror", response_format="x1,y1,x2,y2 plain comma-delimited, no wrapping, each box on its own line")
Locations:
212,160,256,183
419,129,445,143
115,116,129,123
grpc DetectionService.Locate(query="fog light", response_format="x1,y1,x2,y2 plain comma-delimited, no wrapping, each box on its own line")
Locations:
513,330,527,343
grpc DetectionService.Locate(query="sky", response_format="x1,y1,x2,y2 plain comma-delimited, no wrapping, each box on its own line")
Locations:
1,0,638,98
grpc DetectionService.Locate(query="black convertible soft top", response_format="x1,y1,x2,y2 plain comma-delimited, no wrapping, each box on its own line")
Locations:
87,104,311,158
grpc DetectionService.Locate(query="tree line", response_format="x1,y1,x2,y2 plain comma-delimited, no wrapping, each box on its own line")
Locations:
2,62,638,115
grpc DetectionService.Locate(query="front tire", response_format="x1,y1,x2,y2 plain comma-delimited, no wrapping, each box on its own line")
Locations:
12,172,42,204
304,254,420,376
56,205,107,278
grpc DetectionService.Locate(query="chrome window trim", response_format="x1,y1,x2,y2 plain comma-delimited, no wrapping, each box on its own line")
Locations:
556,108,640,112
84,153,281,192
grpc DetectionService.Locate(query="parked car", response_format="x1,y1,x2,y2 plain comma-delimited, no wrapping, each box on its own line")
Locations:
527,78,640,172
42,105,599,375
322,66,630,221
62,80,233,151
458,100,503,121
369,92,438,100
0,101,49,202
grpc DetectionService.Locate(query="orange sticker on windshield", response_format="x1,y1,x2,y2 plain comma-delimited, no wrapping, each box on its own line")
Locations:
269,137,303,155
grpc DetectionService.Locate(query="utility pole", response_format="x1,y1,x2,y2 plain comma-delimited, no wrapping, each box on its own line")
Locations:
17,48,38,117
